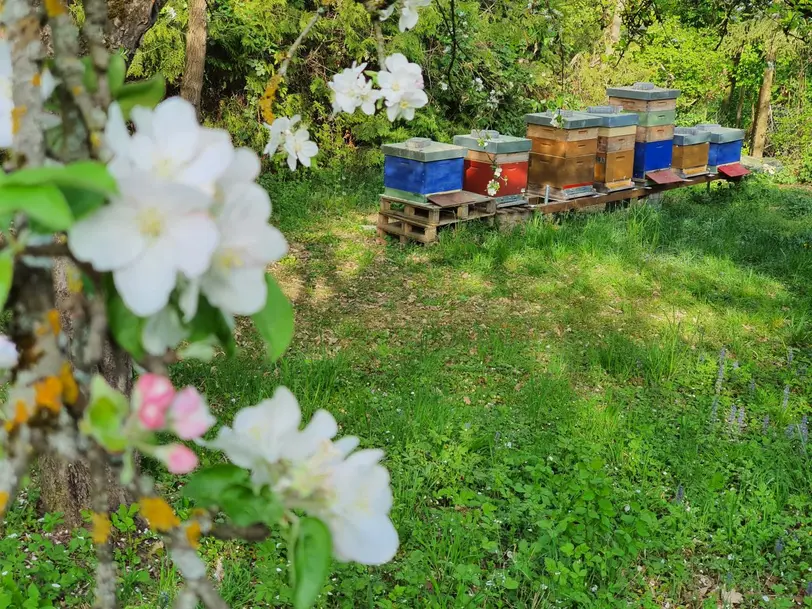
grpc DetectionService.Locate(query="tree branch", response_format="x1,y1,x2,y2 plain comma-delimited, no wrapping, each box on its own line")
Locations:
278,9,324,79
91,446,118,609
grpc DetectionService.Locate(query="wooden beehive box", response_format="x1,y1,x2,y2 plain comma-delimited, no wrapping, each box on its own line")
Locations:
382,138,468,203
694,124,747,173
672,127,711,178
585,106,638,192
524,110,602,200
453,130,531,201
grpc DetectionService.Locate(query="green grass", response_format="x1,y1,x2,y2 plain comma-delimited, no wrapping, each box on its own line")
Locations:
2,174,812,609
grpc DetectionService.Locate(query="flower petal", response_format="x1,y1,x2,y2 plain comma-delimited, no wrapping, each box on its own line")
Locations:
202,267,267,316
113,238,177,316
68,204,144,271
167,214,219,279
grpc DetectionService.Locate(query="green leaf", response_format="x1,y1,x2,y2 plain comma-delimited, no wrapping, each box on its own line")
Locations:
503,577,520,590
82,375,130,452
293,518,333,609
60,186,106,220
107,53,127,97
0,249,13,311
188,296,236,357
252,275,294,362
115,75,167,120
0,185,73,231
4,162,118,195
182,464,250,506
559,542,575,557
107,291,146,360
81,57,99,93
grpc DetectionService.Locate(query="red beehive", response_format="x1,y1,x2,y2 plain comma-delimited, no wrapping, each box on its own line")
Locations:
453,131,532,201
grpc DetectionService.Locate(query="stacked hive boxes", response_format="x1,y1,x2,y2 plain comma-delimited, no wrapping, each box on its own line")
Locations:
672,128,711,178
524,110,602,200
585,106,638,192
382,137,468,203
452,130,531,207
694,124,748,176
607,82,680,182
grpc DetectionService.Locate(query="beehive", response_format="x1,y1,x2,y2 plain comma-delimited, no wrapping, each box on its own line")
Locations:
382,138,468,203
607,83,681,182
585,106,638,192
694,124,747,174
672,127,711,178
453,130,531,205
524,110,602,200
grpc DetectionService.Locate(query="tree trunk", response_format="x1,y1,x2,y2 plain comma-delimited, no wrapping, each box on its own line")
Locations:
107,0,169,58
751,48,776,158
722,49,742,117
735,87,745,128
180,0,208,113
37,260,135,528
605,0,624,54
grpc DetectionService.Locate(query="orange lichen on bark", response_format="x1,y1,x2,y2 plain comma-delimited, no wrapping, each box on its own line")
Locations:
185,521,202,549
0,491,8,516
91,512,112,544
4,400,30,432
31,73,41,87
11,106,26,135
47,309,61,335
139,497,181,532
34,376,63,414
259,74,283,125
59,362,79,405
44,0,68,17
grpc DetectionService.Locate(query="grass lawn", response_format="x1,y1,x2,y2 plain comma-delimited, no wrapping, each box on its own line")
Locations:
2,172,811,609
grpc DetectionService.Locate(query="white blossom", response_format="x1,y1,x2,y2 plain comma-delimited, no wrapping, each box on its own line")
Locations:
399,0,431,31
186,154,288,317
68,174,219,317
211,387,399,565
328,63,382,117
104,98,234,195
143,307,189,356
263,115,300,157
283,128,319,171
0,336,18,369
378,54,428,122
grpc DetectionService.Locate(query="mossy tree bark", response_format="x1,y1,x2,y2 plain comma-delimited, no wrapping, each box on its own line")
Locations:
107,0,169,57
751,48,776,158
180,0,208,114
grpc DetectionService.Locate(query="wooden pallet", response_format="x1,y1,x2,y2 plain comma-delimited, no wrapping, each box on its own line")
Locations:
377,213,439,244
379,196,496,224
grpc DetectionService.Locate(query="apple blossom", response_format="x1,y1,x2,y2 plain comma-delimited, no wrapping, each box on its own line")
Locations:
210,387,399,565
0,336,18,369
168,387,215,441
143,307,189,356
134,374,175,430
155,444,199,474
263,115,300,157
328,63,382,116
399,0,431,31
284,128,319,171
68,173,219,316
378,54,428,122
104,98,235,195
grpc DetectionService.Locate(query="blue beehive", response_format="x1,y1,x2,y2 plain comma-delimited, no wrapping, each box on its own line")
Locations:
382,138,467,198
633,140,673,179
695,124,745,170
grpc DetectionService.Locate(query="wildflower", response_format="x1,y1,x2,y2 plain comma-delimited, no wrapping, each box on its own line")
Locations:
68,174,219,316
0,335,18,369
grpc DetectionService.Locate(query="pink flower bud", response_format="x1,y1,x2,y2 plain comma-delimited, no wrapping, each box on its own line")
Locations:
134,374,175,431
157,444,199,474
169,387,216,440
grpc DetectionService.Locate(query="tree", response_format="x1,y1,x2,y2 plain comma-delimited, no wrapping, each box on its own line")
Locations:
107,0,169,58
180,0,208,113
752,45,776,157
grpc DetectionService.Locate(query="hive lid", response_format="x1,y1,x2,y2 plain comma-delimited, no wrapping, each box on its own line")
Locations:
381,138,468,161
606,82,681,100
524,109,602,129
453,130,532,154
694,124,745,143
584,105,640,127
673,127,712,146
